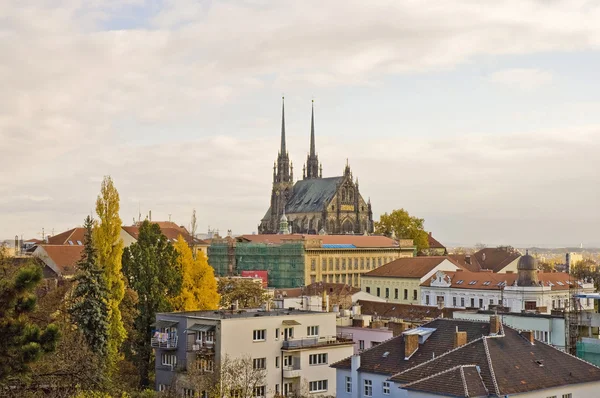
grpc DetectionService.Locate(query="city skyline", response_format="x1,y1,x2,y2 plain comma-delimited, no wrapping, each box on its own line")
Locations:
2,1,600,246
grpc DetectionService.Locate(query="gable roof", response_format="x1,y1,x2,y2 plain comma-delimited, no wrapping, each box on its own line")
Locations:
331,318,490,375
427,233,446,250
391,324,600,396
123,223,208,246
285,176,344,213
421,269,579,291
402,365,488,397
472,247,521,272
47,227,86,245
34,244,83,276
363,256,458,279
357,300,461,321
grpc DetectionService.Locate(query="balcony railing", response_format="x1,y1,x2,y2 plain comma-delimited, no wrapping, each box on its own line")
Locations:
187,340,215,352
282,333,353,350
282,364,302,378
151,335,178,349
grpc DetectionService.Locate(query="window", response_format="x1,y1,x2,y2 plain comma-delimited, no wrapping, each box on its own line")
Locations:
275,384,280,395
479,299,483,308
198,358,214,372
329,258,333,270
309,353,328,365
309,380,328,393
453,297,457,307
394,288,398,299
253,329,266,341
158,384,167,392
562,393,572,398
364,380,373,397
253,385,265,398
360,258,365,269
275,328,280,340
385,288,389,298
307,326,319,336
525,301,537,310
253,358,266,369
383,381,390,395
161,353,177,368
359,340,365,351
413,290,417,300
284,327,294,340
342,259,346,270
425,295,430,305
404,289,408,300
366,287,371,294
470,298,475,307
345,376,352,393
183,388,195,397
371,341,380,347
311,258,316,271
275,356,280,368
336,258,340,270
461,297,465,307
377,287,381,297
354,258,359,269
322,258,326,270
283,355,292,367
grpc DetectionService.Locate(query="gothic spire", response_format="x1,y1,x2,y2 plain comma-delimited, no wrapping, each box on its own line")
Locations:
310,99,315,157
304,99,320,180
280,96,286,154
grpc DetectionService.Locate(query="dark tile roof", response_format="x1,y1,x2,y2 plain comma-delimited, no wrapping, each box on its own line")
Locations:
357,300,460,321
363,256,458,279
472,247,521,273
427,233,446,249
402,365,488,397
285,176,344,213
391,325,600,396
331,319,490,375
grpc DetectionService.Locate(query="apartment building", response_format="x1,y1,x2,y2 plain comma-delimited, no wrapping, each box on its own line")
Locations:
152,308,354,397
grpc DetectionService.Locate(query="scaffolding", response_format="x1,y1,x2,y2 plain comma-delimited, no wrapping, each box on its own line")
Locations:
566,274,581,356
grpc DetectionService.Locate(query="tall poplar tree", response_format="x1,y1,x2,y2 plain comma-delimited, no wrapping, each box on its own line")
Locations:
69,216,110,356
93,176,126,371
172,235,219,311
122,221,182,387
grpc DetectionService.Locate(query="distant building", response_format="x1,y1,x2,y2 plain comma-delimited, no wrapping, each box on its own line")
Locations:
360,257,462,304
32,244,83,278
421,252,595,313
208,235,414,288
152,308,353,397
333,315,600,398
421,232,446,256
259,99,373,235
451,246,521,273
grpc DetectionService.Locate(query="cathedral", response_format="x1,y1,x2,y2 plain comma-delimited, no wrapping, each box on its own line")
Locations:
258,98,374,235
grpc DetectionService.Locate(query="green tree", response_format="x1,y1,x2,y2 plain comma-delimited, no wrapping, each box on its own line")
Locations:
94,176,126,371
122,221,182,387
69,215,110,356
374,209,430,253
0,251,60,385
218,278,268,309
172,235,220,311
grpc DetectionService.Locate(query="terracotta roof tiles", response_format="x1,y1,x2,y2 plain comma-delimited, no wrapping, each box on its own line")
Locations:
363,256,459,279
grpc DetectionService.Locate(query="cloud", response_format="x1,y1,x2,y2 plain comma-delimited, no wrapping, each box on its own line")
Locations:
488,68,554,91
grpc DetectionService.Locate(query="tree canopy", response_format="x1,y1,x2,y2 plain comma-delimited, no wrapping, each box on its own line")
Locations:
374,208,430,253
218,278,268,309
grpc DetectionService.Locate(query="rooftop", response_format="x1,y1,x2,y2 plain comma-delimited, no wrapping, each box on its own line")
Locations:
33,244,83,276
156,308,326,320
363,256,459,279
357,300,461,321
237,234,402,248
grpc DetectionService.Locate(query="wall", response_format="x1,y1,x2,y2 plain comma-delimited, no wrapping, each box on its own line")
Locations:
337,326,393,354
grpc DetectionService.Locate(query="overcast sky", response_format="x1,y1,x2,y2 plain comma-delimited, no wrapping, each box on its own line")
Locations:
2,0,600,247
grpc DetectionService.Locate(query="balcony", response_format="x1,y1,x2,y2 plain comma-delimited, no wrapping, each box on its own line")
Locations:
283,364,302,378
186,340,215,353
151,335,178,349
281,333,353,350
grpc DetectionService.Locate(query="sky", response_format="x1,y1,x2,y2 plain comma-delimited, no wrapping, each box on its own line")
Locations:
1,0,600,247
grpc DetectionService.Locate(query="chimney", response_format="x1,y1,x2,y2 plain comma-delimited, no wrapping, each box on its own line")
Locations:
490,315,501,335
404,333,419,359
521,330,535,344
454,327,467,348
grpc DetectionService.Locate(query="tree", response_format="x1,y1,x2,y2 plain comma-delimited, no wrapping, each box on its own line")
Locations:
374,209,429,253
0,252,59,385
172,235,220,312
218,278,269,309
93,176,126,371
190,209,198,241
69,216,110,357
122,220,182,387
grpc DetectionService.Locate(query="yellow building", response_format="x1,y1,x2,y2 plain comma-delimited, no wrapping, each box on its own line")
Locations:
235,234,415,288
360,256,461,305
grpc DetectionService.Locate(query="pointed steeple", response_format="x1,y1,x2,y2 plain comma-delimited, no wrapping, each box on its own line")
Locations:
304,99,320,180
280,96,286,154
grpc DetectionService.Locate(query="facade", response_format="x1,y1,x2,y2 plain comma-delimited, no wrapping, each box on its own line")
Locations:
152,309,353,397
208,235,414,288
420,254,595,314
360,257,461,304
259,99,373,235
333,315,600,398
336,325,394,355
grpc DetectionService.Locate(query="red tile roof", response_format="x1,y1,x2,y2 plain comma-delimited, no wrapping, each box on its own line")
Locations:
123,223,208,246
363,256,459,279
47,228,86,245
421,269,577,290
238,234,400,248
35,245,83,276
427,233,445,249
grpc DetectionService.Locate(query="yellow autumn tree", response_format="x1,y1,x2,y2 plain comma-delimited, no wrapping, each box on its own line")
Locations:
93,176,126,372
172,235,220,311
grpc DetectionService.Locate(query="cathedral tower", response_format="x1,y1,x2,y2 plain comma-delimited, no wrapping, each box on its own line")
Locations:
304,100,321,180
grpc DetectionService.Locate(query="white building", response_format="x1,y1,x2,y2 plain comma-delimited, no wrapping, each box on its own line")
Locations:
420,253,595,314
153,308,353,397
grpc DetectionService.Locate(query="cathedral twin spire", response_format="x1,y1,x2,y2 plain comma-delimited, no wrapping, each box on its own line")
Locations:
274,97,322,183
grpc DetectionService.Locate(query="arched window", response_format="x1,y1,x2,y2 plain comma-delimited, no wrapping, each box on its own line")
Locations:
342,219,354,234
348,189,354,202
341,188,347,201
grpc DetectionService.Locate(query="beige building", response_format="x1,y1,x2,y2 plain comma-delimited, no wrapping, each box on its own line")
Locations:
360,257,461,305
153,309,354,397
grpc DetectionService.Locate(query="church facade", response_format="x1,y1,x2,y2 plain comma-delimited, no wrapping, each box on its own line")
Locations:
258,99,374,235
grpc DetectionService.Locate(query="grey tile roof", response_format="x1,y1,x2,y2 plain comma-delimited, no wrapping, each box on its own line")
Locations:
285,177,344,214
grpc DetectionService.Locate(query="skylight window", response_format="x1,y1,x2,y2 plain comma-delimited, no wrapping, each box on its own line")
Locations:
76,240,82,245
383,352,389,358
556,281,564,286
68,240,73,245
469,281,477,285
455,280,463,285
483,281,491,286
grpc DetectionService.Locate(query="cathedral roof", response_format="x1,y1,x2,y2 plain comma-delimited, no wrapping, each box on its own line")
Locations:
285,176,344,214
